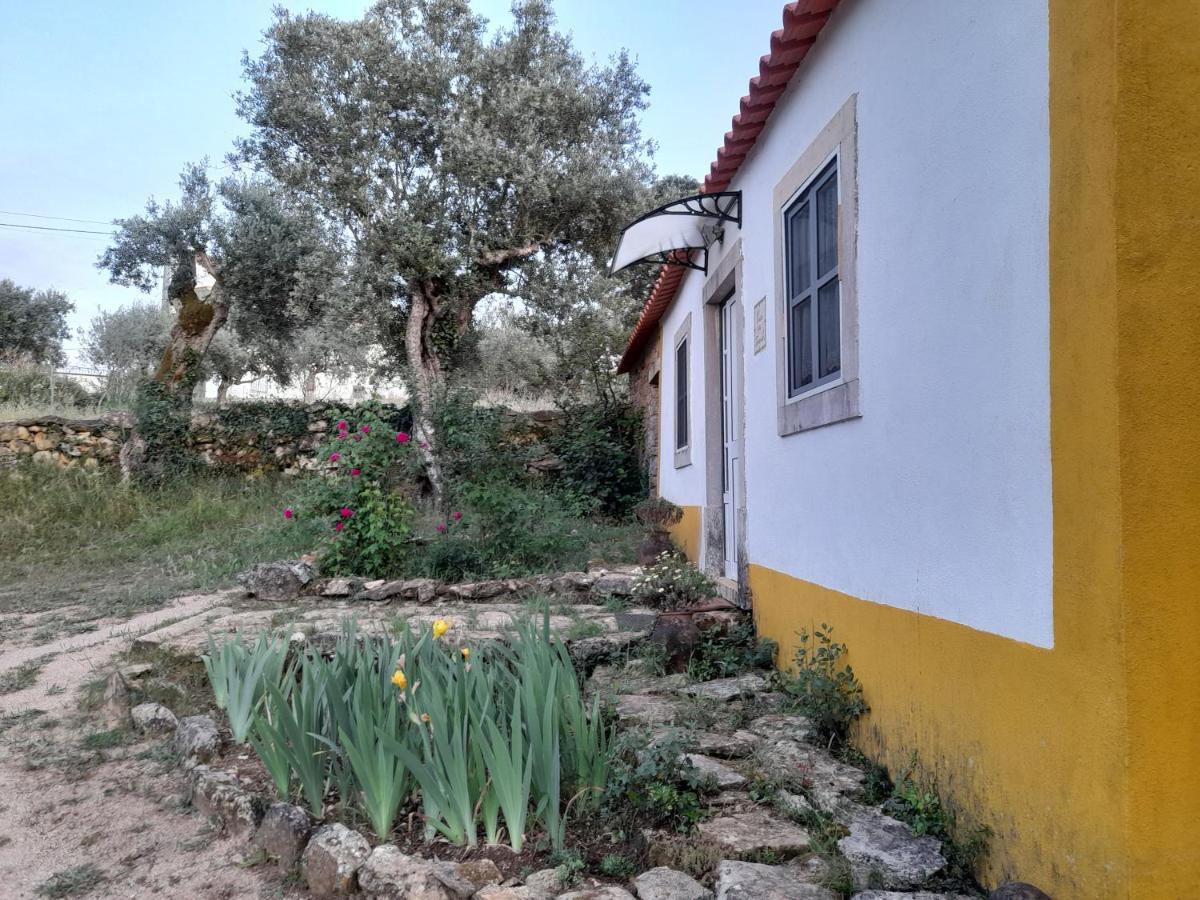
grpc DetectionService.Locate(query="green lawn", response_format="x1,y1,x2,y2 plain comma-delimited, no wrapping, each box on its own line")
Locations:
0,465,319,620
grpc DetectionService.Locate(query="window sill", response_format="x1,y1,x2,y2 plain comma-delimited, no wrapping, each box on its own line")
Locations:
673,446,692,469
778,377,860,436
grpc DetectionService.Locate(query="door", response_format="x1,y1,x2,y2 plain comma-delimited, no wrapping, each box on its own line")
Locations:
719,295,739,580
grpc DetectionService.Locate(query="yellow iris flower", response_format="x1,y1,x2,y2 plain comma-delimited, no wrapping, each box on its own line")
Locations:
461,647,470,659
391,669,408,690
432,619,451,639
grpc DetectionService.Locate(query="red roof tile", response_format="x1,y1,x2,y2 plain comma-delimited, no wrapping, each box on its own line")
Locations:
617,0,841,374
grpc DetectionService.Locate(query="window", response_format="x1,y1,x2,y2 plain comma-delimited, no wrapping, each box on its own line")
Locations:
772,94,859,437
675,336,689,451
784,159,840,397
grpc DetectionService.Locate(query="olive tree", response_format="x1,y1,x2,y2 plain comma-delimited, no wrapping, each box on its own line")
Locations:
236,0,653,501
98,164,339,475
0,279,73,365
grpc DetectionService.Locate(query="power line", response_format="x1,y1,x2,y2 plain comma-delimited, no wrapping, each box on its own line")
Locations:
0,209,113,226
0,221,113,235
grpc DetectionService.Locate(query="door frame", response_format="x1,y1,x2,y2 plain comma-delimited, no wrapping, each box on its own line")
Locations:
701,240,748,606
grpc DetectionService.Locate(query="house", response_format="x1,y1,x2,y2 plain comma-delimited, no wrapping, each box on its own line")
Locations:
613,1,1200,896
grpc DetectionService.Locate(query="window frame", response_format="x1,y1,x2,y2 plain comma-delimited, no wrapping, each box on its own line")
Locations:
672,313,693,468
773,94,861,437
784,156,841,398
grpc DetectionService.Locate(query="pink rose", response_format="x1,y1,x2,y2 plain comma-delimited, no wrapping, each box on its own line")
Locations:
283,508,294,520
360,425,371,434
350,468,361,477
436,523,448,534
337,420,348,431
340,507,354,518
452,511,462,521
334,520,345,532
396,432,410,444
330,452,340,462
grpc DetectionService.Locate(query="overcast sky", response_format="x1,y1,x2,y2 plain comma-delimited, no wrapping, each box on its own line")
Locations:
0,0,787,366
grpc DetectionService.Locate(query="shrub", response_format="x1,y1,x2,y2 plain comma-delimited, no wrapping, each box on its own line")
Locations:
781,624,867,747
0,366,94,410
603,733,706,833
687,620,777,682
631,551,717,609
294,407,423,578
551,402,645,518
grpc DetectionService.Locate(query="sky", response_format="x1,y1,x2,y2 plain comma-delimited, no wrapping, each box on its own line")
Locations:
0,0,787,368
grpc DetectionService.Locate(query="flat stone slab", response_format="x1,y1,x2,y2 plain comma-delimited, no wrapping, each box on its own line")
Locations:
747,714,815,743
757,737,866,802
616,694,683,726
680,674,768,702
633,866,713,900
691,729,757,759
683,753,747,789
838,809,947,890
714,861,837,900
698,810,811,858
851,894,975,900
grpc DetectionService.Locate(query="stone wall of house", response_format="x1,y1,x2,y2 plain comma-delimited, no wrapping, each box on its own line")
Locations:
626,328,662,494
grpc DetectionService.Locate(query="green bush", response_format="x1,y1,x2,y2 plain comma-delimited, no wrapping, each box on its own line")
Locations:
603,733,706,833
632,550,717,609
551,402,645,518
0,367,94,409
294,407,423,578
781,623,868,747
209,615,612,849
687,620,777,682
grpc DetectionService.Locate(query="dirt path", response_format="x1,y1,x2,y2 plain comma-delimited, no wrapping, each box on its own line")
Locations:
0,590,301,899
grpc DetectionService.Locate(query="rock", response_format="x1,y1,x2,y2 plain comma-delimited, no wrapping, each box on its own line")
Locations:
557,888,637,900
474,887,553,900
254,802,311,869
569,631,646,673
321,577,358,598
189,766,265,837
359,844,463,898
172,715,220,767
102,671,132,729
756,737,865,802
852,893,975,900
681,674,768,703
301,824,372,897
683,754,747,789
238,561,315,600
837,809,947,890
697,810,811,858
632,866,713,900
691,730,757,759
444,858,502,892
119,662,155,680
131,701,178,734
553,571,597,593
615,694,683,726
522,869,562,892
593,572,636,596
714,860,837,899
988,884,1053,900
747,714,815,743
358,577,438,603
776,790,815,819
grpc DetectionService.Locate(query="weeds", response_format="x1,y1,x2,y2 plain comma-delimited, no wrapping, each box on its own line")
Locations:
0,655,52,693
34,864,106,898
780,624,867,747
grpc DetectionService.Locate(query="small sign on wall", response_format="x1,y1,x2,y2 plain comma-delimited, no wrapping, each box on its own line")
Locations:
753,297,767,354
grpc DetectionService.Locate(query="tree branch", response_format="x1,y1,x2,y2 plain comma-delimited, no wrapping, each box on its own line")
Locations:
475,240,547,269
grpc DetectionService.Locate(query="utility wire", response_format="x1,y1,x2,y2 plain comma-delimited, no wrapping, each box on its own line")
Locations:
0,221,113,235
0,209,113,226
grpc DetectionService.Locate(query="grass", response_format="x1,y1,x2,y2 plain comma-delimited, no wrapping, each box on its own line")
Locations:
0,465,320,621
0,654,53,693
34,863,106,898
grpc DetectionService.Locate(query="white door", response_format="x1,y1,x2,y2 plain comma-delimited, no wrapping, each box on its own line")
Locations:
719,296,739,580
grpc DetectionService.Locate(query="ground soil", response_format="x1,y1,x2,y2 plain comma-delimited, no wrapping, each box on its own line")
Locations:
0,591,302,899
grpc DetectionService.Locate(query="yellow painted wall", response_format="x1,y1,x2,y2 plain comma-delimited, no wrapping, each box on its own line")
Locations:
667,505,702,565
750,2,1200,896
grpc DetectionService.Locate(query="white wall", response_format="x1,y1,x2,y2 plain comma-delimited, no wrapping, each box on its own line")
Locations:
665,0,1053,646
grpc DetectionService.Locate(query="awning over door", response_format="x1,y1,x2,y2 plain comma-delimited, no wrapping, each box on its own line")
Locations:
608,191,741,275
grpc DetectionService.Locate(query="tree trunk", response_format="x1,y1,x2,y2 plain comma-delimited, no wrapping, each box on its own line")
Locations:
216,377,231,406
406,285,447,509
121,254,228,479
302,368,317,404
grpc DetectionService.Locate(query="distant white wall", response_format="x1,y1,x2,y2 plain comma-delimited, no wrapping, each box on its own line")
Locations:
657,0,1053,646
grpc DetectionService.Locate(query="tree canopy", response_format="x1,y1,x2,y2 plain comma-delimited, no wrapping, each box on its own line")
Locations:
0,279,74,366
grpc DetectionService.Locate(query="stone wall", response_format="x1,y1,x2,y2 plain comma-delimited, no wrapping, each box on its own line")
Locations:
0,402,409,474
626,327,662,493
